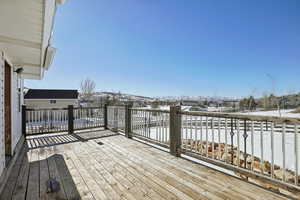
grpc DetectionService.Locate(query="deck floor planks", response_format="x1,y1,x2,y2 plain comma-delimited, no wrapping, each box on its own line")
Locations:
12,148,30,200
63,143,110,200
99,136,287,200
107,137,253,199
62,142,118,200
106,135,284,200
0,148,26,200
95,137,232,200
85,139,180,200
72,143,137,200
26,148,40,200
38,147,50,200
75,142,152,200
96,145,195,200
46,146,68,200
85,140,180,200
0,132,290,200
86,139,194,199
87,139,198,200
77,140,164,200
93,138,228,200
59,143,95,200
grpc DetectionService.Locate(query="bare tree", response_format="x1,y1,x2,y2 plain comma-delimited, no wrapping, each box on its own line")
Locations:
80,78,96,104
266,74,281,116
262,91,269,110
247,88,257,113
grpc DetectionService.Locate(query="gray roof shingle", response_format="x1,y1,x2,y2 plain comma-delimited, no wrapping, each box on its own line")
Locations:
24,89,78,99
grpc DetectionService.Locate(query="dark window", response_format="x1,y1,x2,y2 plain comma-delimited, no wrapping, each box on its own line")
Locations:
50,100,56,104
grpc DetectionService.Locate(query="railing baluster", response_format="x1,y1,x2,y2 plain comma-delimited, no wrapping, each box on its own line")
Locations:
147,110,149,138
195,116,198,152
155,111,158,141
282,123,286,182
295,124,299,186
251,121,254,171
230,118,235,165
161,112,164,142
165,113,168,144
200,116,203,154
218,118,221,160
225,118,228,163
243,119,248,169
206,116,208,157
190,115,193,151
260,122,264,174
185,115,188,149
157,111,160,141
237,119,240,167
271,122,275,179
212,117,215,159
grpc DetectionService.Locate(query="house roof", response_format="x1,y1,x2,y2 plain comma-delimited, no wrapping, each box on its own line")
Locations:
0,0,68,80
24,89,78,99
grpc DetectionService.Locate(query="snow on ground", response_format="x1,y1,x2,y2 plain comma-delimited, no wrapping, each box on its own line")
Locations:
240,109,300,118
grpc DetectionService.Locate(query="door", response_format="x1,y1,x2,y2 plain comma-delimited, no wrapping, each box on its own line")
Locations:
4,61,11,157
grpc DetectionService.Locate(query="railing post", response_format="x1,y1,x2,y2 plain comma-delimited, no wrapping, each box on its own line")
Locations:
68,105,74,134
22,105,26,136
104,104,108,129
112,107,118,132
170,106,181,157
125,105,132,138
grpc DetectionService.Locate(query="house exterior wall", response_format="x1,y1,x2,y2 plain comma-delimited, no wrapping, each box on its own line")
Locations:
25,99,77,109
0,51,23,178
11,75,23,152
0,52,4,176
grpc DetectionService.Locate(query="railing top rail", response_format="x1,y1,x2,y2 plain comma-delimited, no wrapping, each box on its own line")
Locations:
130,108,170,113
25,106,104,111
25,107,69,111
73,106,103,110
179,110,300,125
107,105,126,108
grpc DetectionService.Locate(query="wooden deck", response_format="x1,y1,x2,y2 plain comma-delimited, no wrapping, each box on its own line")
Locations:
0,130,289,200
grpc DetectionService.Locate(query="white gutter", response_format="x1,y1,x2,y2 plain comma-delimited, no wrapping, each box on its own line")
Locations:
40,0,69,79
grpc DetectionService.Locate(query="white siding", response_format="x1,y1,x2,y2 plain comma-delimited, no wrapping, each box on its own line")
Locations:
11,73,23,152
25,99,77,109
0,51,23,177
0,52,5,176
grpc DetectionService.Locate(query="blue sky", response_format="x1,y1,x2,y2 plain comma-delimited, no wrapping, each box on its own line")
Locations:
25,0,300,98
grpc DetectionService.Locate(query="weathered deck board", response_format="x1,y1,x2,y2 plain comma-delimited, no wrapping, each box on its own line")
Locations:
0,130,289,200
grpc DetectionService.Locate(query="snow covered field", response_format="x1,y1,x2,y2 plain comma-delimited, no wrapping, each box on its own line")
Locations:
240,109,300,118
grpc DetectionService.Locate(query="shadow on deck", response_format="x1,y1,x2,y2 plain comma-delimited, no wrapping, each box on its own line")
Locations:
0,148,80,199
26,128,119,149
0,129,290,200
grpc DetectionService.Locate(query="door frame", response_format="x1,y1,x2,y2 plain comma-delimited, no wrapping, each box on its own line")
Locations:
4,60,12,158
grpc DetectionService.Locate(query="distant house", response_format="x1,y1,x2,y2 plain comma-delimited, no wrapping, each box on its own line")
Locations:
24,89,78,109
180,100,200,106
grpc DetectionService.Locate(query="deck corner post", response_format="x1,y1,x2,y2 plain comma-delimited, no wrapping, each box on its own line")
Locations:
104,104,108,129
125,105,132,138
170,106,182,157
68,105,74,134
22,105,26,136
